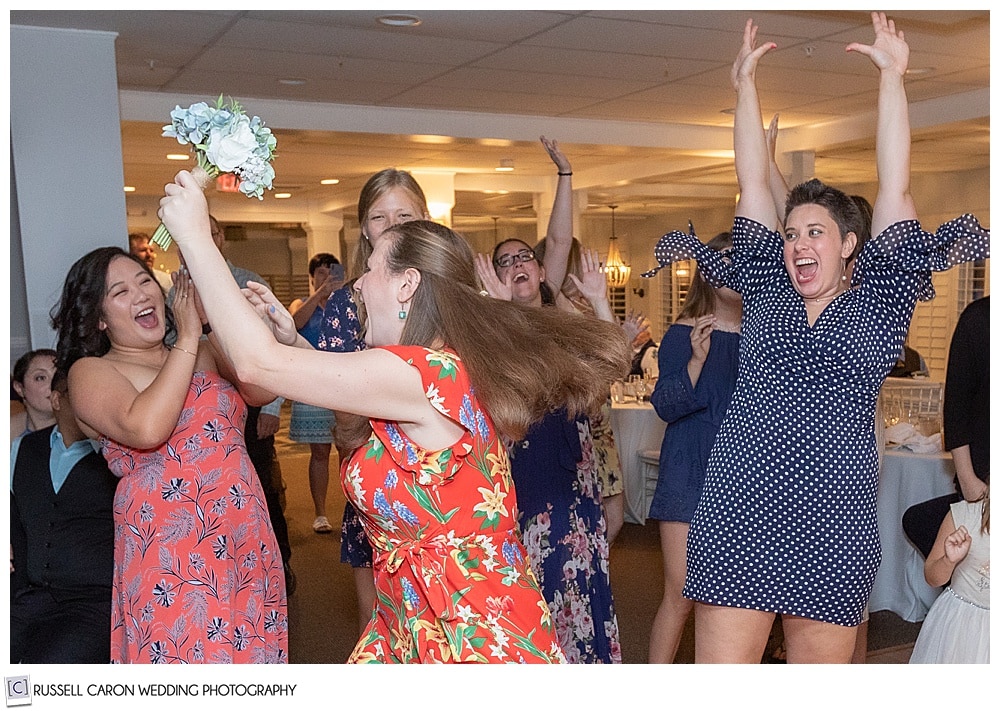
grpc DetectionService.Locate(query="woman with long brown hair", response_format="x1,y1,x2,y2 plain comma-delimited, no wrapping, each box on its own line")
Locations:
315,168,430,634
157,175,630,662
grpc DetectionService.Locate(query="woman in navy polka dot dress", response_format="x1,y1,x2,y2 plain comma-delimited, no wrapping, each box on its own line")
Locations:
646,13,990,663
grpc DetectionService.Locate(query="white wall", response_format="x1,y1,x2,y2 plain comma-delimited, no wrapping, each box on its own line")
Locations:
10,25,126,353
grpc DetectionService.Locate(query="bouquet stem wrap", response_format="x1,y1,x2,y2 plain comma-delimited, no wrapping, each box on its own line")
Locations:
150,165,216,250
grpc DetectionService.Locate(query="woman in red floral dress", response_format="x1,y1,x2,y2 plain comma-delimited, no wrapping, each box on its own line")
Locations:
158,181,630,663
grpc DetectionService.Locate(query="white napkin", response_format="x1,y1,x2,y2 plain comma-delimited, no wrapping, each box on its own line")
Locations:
884,422,942,453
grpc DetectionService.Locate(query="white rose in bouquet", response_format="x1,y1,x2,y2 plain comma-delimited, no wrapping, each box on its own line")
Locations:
151,96,278,249
205,116,258,173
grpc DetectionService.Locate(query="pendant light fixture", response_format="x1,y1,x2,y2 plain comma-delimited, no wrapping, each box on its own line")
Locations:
604,204,631,288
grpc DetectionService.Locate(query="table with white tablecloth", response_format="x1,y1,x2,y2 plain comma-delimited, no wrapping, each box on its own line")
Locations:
608,402,667,525
870,449,957,622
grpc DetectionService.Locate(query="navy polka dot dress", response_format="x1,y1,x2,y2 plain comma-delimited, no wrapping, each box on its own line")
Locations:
646,214,989,626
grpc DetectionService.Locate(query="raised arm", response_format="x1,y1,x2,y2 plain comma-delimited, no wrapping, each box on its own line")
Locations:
732,19,779,229
289,271,339,331
765,113,790,225
157,171,437,427
538,136,575,295
566,247,615,323
847,11,917,235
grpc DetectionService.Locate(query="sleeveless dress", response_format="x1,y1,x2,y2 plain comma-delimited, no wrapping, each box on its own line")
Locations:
345,346,564,663
510,410,622,663
646,214,989,626
100,370,288,663
909,498,990,664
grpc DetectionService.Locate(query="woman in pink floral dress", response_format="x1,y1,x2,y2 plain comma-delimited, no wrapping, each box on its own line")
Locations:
157,182,631,663
52,247,287,663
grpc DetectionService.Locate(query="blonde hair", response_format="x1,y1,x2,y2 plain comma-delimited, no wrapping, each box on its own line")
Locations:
349,169,428,281
387,221,629,440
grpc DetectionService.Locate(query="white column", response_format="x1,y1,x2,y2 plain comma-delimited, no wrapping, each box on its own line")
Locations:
533,180,587,241
534,184,554,241
786,149,816,187
11,25,125,351
305,207,344,261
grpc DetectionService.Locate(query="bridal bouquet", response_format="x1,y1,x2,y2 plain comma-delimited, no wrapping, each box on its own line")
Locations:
150,95,277,249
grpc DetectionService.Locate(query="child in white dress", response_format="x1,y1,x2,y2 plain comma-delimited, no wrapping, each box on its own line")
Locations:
909,486,989,664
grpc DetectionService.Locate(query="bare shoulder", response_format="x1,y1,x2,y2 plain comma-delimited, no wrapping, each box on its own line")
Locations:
70,355,154,395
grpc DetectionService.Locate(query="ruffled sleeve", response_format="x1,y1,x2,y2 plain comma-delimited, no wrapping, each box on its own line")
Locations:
852,215,990,302
642,217,784,296
371,346,490,487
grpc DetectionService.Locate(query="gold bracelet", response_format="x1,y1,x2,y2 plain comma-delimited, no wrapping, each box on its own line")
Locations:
173,345,198,358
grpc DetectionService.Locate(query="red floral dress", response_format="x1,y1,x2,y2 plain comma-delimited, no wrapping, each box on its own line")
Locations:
345,346,565,663
101,371,288,663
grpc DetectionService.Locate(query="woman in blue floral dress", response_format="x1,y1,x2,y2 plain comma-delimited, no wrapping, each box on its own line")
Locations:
509,410,620,662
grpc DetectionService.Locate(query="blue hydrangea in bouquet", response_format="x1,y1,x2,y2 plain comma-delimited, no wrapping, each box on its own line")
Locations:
150,95,277,249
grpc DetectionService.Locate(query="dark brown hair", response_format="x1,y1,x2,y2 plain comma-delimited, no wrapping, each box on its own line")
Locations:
785,178,865,248
49,247,176,373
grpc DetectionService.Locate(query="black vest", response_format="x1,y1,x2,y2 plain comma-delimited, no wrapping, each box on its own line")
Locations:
10,426,119,593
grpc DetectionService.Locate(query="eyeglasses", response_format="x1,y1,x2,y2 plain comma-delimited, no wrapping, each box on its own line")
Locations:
494,249,536,268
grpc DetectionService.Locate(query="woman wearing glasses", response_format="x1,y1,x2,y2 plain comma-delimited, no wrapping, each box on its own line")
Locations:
475,138,623,663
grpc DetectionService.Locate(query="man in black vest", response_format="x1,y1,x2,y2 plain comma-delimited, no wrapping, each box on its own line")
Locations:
10,368,119,663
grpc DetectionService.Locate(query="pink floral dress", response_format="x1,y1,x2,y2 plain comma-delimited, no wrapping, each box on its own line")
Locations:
101,371,288,663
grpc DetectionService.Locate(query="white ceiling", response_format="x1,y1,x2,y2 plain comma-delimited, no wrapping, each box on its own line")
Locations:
10,9,990,229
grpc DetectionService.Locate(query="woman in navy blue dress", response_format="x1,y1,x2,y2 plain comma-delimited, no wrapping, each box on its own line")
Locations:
476,137,624,662
645,231,742,663
647,14,989,663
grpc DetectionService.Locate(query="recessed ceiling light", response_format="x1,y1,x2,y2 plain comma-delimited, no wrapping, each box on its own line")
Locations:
167,154,190,161
320,178,340,185
376,14,422,27
274,193,292,199
278,78,307,86
123,186,135,192
495,158,515,172
409,134,455,145
906,67,935,76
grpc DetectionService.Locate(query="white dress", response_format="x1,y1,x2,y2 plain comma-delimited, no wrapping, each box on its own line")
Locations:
909,499,990,664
